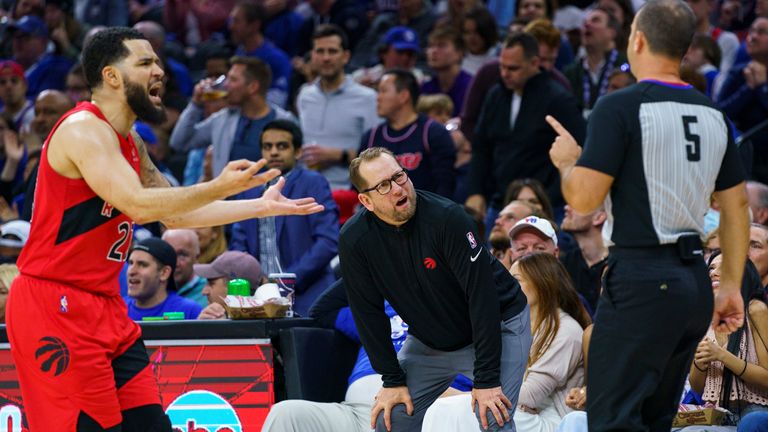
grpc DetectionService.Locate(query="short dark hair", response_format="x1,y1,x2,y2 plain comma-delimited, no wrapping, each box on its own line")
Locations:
349,147,398,192
503,32,540,60
592,6,621,35
516,0,555,19
428,26,464,52
82,27,147,89
313,24,349,51
261,119,303,150
382,68,419,108
465,6,499,52
230,56,272,96
690,34,722,69
235,0,267,24
635,0,696,60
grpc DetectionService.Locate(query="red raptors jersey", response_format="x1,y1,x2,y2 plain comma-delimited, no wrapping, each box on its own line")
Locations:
17,102,141,296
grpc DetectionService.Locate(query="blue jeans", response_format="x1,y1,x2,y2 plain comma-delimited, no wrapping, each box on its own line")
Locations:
738,407,768,432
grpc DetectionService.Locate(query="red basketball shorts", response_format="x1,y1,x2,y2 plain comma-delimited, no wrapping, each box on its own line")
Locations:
6,274,161,431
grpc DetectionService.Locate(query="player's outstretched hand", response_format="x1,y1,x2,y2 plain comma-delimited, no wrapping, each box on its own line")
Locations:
260,176,325,216
371,386,414,432
712,287,744,333
546,115,582,171
472,386,512,430
214,159,281,198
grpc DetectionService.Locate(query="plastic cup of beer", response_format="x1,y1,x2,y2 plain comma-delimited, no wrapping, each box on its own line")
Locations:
202,75,228,101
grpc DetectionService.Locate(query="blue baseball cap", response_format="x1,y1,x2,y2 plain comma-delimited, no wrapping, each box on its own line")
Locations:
383,26,420,53
8,15,49,38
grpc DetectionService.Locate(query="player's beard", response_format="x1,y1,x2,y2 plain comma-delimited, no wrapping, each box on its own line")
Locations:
124,78,167,124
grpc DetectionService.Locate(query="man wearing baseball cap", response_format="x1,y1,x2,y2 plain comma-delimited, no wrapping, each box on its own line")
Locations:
0,60,34,131
352,26,426,87
508,215,559,263
0,220,30,264
8,15,73,98
195,251,265,320
125,238,203,320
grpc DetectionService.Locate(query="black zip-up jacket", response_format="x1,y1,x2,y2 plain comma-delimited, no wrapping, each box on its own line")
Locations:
339,191,527,389
468,72,585,209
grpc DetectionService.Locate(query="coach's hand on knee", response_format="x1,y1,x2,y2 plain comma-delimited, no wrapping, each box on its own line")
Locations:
471,386,512,430
371,386,413,431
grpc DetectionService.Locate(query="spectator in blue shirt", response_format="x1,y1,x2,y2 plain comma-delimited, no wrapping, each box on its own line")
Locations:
125,237,203,321
263,0,305,58
229,0,292,108
8,15,74,99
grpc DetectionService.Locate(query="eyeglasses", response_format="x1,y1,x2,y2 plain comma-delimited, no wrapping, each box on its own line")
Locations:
362,170,408,195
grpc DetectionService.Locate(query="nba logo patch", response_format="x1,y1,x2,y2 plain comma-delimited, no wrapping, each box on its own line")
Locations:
60,296,68,313
466,232,477,249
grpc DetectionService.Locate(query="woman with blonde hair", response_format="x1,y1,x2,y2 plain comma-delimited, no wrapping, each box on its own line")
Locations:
194,226,228,264
422,253,590,431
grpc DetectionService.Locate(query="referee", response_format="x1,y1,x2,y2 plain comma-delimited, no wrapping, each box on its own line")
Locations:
547,0,750,430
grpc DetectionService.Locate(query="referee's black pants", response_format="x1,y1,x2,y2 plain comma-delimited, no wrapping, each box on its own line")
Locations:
586,246,712,432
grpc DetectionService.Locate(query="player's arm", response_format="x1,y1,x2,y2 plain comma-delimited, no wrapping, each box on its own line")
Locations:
161,177,324,228
130,129,323,228
49,113,284,225
131,128,172,189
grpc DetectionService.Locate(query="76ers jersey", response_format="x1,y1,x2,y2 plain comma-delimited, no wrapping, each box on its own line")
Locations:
17,102,141,296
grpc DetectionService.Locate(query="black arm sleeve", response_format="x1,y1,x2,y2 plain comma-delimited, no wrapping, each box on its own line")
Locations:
575,95,628,177
440,206,503,388
339,233,406,387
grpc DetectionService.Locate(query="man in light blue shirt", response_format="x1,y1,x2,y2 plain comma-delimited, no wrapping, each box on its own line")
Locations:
297,24,379,190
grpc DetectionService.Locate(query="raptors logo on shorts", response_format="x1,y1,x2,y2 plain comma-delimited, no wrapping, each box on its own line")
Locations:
35,336,70,376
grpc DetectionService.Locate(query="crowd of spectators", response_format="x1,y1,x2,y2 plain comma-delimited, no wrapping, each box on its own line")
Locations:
0,0,767,429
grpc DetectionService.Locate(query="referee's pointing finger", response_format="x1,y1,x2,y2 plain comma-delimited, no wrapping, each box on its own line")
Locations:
545,115,573,139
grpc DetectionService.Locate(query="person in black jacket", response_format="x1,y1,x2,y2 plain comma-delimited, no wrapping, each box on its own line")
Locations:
339,147,531,432
465,32,585,230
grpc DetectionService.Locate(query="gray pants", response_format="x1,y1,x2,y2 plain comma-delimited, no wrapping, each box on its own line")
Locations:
375,305,532,432
261,374,380,432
